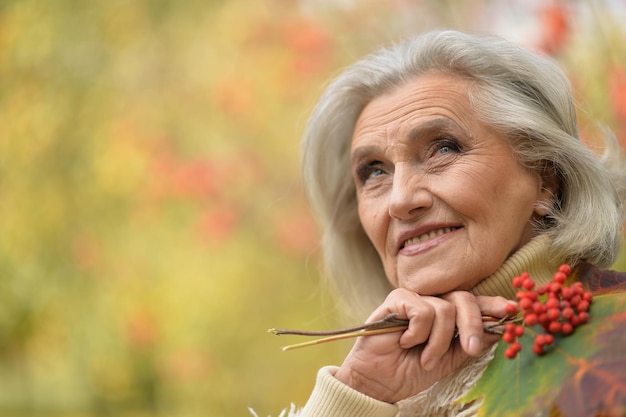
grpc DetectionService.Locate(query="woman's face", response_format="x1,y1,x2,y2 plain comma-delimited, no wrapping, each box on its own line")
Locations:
350,73,554,295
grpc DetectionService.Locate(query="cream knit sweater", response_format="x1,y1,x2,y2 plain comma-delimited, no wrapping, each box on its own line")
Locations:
289,235,560,417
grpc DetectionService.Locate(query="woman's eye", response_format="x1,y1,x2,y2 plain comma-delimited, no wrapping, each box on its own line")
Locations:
357,162,386,184
368,168,384,179
433,139,461,155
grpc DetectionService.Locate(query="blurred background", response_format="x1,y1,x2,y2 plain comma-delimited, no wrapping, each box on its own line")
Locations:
0,0,624,416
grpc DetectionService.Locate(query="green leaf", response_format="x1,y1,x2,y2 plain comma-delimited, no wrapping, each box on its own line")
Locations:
460,292,626,417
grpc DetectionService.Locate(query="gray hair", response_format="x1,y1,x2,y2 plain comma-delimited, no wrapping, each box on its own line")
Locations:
301,30,626,319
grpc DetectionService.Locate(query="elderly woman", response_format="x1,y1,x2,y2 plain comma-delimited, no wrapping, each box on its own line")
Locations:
292,30,626,416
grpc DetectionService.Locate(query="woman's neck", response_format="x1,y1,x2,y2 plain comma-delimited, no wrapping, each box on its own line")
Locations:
471,234,560,300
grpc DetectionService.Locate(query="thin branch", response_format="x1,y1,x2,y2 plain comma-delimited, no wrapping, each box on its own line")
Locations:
279,326,409,351
269,314,521,351
268,313,407,337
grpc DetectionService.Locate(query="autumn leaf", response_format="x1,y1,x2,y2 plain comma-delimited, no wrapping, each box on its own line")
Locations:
578,263,626,295
460,292,626,417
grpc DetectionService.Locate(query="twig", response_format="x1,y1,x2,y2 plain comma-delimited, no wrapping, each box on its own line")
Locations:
278,326,409,351
269,314,520,351
269,313,407,337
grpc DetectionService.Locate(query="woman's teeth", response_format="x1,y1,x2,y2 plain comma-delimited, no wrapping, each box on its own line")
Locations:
404,227,457,247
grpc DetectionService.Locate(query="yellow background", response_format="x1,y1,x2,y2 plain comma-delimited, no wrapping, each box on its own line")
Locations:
0,1,624,416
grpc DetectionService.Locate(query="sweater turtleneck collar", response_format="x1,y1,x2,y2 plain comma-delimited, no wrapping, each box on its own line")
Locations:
470,234,560,300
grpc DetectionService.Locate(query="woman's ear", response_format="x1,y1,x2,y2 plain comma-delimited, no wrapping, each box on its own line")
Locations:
534,162,561,217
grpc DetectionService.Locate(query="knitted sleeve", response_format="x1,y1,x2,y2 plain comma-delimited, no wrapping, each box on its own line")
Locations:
256,346,495,417
297,366,399,417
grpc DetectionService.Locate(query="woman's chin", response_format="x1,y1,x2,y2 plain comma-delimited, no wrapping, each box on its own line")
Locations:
397,280,456,296
397,272,482,296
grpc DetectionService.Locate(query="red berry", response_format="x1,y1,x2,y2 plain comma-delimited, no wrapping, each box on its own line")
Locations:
547,308,560,321
512,276,524,288
532,343,545,355
519,298,533,311
559,264,572,275
562,322,574,335
525,313,538,326
535,334,546,346
505,346,518,359
533,302,546,315
578,312,590,324
553,271,567,284
544,334,554,345
511,341,522,353
561,307,574,320
561,287,573,300
514,325,525,337
577,300,589,312
523,278,536,290
546,297,560,309
548,321,562,334
503,332,516,343
583,292,593,302
550,282,562,294
504,303,519,316
537,285,547,295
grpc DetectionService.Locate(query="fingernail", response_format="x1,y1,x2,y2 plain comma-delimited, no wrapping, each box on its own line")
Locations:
469,335,482,355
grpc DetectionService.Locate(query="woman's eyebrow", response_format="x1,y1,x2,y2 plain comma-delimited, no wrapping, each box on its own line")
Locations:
350,118,465,164
407,118,462,142
350,145,380,165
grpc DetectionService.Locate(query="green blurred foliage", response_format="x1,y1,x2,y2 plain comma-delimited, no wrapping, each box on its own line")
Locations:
0,1,624,416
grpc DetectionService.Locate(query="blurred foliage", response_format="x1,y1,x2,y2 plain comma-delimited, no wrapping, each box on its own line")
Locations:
0,0,624,416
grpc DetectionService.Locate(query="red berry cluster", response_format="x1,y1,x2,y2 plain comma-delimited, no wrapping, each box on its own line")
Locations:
502,264,593,359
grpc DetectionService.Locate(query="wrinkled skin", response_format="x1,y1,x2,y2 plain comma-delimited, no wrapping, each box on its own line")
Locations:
336,72,557,403
335,289,510,403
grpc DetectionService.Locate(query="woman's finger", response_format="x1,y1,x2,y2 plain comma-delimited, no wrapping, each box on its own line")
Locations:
371,289,435,348
442,291,484,356
475,295,515,319
417,297,457,370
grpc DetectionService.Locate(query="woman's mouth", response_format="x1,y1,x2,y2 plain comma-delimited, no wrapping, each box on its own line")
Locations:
402,227,460,248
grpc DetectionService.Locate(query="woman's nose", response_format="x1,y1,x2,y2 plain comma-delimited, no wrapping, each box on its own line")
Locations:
388,166,433,220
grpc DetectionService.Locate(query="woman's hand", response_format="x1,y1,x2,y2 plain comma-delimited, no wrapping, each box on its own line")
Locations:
334,288,512,403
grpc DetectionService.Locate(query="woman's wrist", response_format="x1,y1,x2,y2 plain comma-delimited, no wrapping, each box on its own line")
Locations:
300,366,398,417
335,363,396,404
